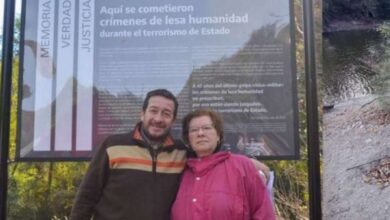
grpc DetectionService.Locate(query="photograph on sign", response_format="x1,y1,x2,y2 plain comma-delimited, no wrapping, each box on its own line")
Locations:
17,0,299,160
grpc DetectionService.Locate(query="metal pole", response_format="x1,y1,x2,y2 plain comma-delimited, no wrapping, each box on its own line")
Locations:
0,0,15,219
302,0,322,219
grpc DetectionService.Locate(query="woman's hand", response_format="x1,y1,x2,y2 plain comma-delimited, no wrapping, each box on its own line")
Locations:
250,158,270,183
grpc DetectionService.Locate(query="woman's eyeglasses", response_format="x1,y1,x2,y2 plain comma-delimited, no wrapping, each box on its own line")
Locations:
189,124,214,134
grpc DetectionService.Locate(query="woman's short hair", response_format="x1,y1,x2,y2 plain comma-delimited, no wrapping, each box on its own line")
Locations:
182,108,224,145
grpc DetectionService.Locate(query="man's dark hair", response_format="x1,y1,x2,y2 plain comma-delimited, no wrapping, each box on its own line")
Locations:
143,89,179,118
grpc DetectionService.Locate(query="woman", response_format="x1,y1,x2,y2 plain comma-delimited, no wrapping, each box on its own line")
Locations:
171,108,276,220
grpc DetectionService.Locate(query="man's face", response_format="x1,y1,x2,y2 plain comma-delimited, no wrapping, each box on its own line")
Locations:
141,96,176,142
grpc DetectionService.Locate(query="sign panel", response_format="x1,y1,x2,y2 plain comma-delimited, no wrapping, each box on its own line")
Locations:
18,0,299,160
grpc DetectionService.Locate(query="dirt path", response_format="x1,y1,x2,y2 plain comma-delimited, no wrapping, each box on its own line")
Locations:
323,95,390,220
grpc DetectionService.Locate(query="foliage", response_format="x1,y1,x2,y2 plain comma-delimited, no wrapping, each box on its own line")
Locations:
7,162,88,220
266,70,310,220
6,57,89,220
378,22,390,38
371,22,390,111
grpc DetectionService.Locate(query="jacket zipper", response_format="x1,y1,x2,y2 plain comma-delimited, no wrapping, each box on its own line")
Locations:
152,149,157,175
150,147,159,220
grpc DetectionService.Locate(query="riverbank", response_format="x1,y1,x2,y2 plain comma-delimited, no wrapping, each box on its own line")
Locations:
323,20,383,33
323,95,390,219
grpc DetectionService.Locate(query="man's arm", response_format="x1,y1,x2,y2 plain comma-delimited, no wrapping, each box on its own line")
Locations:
69,142,110,220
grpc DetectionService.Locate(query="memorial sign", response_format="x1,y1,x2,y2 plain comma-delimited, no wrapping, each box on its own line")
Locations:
17,0,298,160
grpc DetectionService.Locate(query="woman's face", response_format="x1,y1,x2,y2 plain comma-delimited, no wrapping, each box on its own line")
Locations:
188,115,220,157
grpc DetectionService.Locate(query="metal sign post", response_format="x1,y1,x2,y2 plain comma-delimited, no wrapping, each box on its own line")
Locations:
303,0,322,219
0,0,15,219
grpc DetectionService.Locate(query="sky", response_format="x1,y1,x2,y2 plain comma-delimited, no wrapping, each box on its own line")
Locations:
0,0,21,29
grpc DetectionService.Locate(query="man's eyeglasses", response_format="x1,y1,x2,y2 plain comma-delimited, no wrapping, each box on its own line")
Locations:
189,124,215,134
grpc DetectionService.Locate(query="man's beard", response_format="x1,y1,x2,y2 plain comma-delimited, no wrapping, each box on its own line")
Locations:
142,124,170,142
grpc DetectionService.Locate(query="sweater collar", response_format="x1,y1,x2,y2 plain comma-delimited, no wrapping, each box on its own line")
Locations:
187,151,231,176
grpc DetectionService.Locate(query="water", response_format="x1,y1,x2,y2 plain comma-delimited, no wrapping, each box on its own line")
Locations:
322,29,387,105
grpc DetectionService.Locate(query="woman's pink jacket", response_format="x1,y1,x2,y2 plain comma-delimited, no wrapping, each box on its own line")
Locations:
171,151,276,220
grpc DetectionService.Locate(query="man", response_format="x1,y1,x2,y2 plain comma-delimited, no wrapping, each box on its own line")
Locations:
70,89,187,220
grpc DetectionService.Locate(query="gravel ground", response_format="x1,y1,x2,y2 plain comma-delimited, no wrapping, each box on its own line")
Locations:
323,95,390,220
